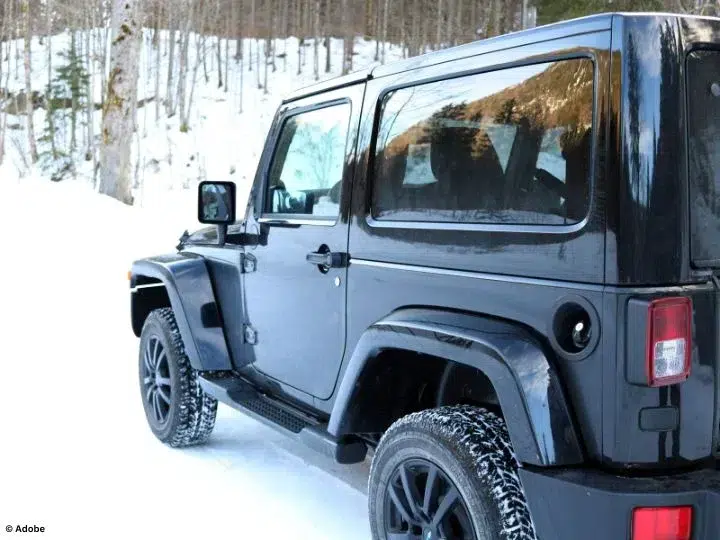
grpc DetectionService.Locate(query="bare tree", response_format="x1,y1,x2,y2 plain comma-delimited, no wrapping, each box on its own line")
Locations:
381,0,390,63
99,0,142,204
324,0,331,73
22,0,37,164
313,0,320,80
166,4,176,116
177,0,193,130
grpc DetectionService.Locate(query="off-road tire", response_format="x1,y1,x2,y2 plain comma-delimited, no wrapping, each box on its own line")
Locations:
139,308,217,447
368,405,537,540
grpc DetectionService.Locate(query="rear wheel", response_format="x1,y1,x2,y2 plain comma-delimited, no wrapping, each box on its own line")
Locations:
139,308,217,447
368,405,537,540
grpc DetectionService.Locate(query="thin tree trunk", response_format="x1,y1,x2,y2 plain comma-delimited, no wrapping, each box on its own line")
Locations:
374,1,380,61
186,34,204,123
313,0,320,80
399,0,405,56
412,0,419,55
177,1,193,130
282,0,289,72
269,0,276,73
303,0,310,67
296,0,302,74
166,7,176,116
436,0,443,49
215,0,223,88
85,12,95,161
46,0,57,159
70,32,77,152
381,0,390,64
154,3,161,122
202,38,209,84
251,0,258,84
100,0,142,204
471,0,477,39
234,0,242,61
15,11,21,82
23,0,37,164
224,20,229,92
0,8,9,165
256,38,261,87
324,0,332,73
456,0,463,43
342,0,351,74
216,37,223,88
239,40,243,113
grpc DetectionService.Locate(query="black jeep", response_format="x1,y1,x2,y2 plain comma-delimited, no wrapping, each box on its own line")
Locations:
129,12,720,540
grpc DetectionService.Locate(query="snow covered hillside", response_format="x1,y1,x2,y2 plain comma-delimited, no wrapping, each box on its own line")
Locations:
0,31,404,238
0,32,405,540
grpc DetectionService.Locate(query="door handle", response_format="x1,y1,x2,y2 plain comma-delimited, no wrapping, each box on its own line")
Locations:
306,250,348,269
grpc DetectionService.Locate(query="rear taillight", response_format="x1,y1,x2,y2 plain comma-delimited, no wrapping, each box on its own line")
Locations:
632,506,693,540
646,297,692,387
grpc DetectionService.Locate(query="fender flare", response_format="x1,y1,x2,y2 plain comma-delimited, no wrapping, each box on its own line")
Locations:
328,308,584,467
131,253,232,371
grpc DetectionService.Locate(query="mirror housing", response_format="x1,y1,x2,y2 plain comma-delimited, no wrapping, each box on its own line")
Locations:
198,181,236,225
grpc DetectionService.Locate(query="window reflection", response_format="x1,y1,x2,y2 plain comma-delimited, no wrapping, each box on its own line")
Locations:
266,104,351,217
373,59,594,225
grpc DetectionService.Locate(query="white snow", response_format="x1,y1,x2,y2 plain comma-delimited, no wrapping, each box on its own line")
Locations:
0,31,408,540
0,176,372,540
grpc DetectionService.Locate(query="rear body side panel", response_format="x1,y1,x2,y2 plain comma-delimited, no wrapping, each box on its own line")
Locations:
600,15,720,467
336,29,613,463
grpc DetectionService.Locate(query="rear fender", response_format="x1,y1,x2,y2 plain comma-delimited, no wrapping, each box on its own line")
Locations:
328,308,584,467
131,253,232,371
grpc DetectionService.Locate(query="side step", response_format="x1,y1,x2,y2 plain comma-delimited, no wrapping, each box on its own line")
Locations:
198,374,367,465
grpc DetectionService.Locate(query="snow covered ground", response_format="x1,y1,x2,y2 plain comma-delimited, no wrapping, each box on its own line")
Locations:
0,178,372,540
0,31,407,540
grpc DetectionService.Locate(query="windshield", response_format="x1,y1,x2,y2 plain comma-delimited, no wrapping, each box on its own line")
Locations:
687,49,720,266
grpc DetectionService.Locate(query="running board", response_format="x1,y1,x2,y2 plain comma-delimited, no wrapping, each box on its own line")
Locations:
198,374,367,465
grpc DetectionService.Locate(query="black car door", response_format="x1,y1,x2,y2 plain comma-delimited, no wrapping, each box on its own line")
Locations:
241,84,364,400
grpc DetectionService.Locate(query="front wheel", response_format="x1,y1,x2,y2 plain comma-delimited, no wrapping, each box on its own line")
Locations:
139,308,217,447
368,405,537,540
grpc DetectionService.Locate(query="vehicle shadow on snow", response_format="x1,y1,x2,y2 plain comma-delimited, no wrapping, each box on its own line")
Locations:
179,405,373,496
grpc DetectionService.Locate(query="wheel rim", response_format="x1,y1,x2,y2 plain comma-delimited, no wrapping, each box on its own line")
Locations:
383,458,475,540
142,336,172,426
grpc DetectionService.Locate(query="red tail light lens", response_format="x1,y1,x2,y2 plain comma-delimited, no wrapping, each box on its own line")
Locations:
647,297,692,387
632,506,693,540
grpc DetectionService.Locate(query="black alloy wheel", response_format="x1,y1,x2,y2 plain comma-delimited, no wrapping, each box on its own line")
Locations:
141,335,172,427
384,458,475,540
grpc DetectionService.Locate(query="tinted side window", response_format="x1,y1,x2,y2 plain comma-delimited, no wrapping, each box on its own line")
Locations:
265,103,351,218
372,59,594,225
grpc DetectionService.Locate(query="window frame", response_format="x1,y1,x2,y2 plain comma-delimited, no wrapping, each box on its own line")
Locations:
258,98,353,227
366,53,598,234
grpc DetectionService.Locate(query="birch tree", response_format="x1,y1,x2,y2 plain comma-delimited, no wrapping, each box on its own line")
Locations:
23,0,38,164
99,0,141,204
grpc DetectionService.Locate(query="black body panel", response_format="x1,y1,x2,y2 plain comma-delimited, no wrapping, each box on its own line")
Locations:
131,254,232,371
521,466,720,540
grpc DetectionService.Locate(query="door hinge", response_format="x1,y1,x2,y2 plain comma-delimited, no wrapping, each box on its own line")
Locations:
241,253,257,273
243,324,258,345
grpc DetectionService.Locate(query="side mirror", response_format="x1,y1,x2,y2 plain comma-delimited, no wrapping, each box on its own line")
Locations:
198,181,236,224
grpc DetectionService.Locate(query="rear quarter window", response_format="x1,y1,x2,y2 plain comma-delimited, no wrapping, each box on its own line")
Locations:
371,58,594,226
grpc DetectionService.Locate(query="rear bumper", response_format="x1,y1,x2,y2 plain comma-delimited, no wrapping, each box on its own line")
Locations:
519,466,720,540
